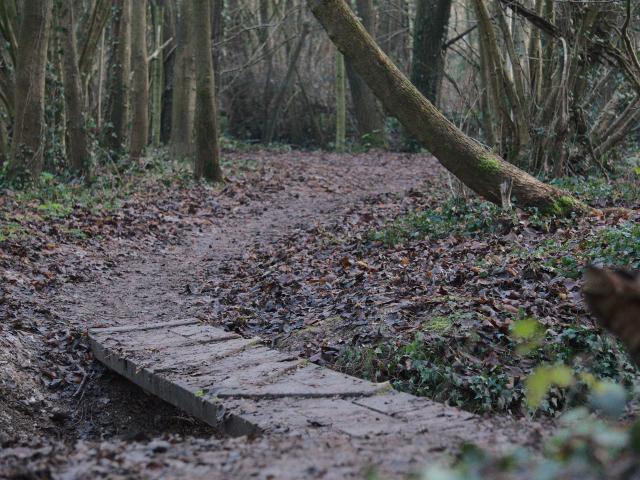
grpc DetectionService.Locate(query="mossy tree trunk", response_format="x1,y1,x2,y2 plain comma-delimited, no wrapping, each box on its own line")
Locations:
192,0,223,182
307,0,588,214
60,0,90,176
8,0,53,180
130,0,149,159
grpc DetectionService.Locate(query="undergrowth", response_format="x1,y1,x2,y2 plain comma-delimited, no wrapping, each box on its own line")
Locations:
0,152,197,241
337,320,638,416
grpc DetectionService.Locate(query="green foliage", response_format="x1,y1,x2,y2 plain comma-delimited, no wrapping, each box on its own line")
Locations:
423,411,640,480
337,318,638,416
0,151,196,230
550,175,640,207
510,221,639,278
370,199,506,246
337,334,522,414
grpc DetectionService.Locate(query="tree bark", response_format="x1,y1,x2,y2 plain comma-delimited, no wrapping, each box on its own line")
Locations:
170,0,195,158
264,22,310,145
345,0,385,146
60,0,90,175
130,0,149,159
411,0,452,106
78,0,112,79
307,0,588,214
8,0,53,180
192,0,223,182
106,0,131,152
151,0,164,147
335,50,346,152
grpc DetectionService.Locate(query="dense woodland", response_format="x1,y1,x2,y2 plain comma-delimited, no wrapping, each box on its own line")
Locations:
1,0,640,478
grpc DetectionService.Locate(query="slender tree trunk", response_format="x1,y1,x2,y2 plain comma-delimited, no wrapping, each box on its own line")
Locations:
60,0,90,175
151,0,164,147
192,0,223,181
97,29,106,130
170,0,195,158
8,0,53,180
307,0,589,214
106,0,131,152
345,0,385,146
335,50,346,152
264,22,310,144
212,0,225,97
130,0,149,159
78,0,112,79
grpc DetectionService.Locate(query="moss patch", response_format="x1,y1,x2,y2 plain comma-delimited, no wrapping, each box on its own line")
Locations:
545,195,580,217
477,155,502,174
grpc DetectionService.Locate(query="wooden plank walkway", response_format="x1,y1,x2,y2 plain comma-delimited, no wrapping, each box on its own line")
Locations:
89,319,493,441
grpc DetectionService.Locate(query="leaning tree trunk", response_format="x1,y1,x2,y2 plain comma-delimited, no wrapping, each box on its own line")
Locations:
8,0,53,180
192,0,223,182
130,0,149,159
105,0,131,152
307,0,588,215
60,0,90,175
345,0,385,146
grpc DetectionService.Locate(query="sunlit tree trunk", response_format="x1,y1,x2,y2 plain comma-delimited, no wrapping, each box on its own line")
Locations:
8,0,53,180
130,0,149,159
192,0,223,181
60,0,90,175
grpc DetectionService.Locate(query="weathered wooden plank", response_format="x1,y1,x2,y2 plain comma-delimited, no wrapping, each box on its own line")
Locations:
89,320,484,440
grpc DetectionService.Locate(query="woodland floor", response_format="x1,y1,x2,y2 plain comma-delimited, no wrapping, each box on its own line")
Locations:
1,150,639,478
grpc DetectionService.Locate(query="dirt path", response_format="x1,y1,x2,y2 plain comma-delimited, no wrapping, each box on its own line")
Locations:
2,152,541,478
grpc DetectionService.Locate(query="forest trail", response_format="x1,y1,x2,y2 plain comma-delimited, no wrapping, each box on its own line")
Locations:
57,152,437,332
4,152,541,478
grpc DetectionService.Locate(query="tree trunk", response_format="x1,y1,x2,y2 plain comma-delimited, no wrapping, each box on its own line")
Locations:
192,0,223,182
60,0,90,175
335,50,346,152
345,0,385,146
212,0,225,97
264,22,310,144
170,0,195,158
130,0,149,159
151,0,164,147
8,0,53,180
106,0,131,153
411,0,452,106
307,0,588,214
78,0,112,79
